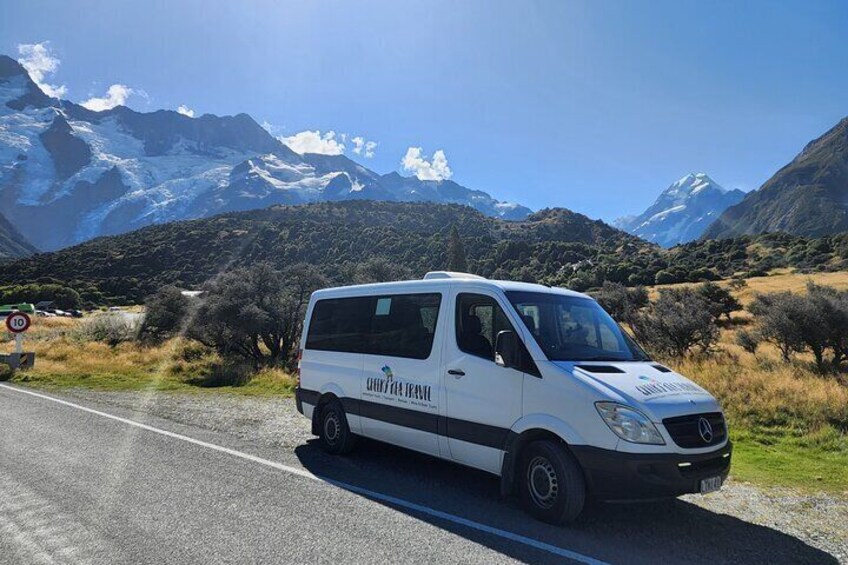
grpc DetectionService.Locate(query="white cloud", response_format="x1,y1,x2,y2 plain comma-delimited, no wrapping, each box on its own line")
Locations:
401,147,452,181
279,130,345,155
177,104,195,118
16,42,67,98
80,84,134,111
352,136,378,158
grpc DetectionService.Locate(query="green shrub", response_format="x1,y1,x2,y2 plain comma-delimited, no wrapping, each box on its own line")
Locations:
75,314,140,346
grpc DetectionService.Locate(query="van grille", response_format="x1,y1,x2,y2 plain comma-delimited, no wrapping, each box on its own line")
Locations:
663,412,726,448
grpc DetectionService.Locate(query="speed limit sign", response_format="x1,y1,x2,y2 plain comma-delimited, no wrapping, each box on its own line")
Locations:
5,312,31,333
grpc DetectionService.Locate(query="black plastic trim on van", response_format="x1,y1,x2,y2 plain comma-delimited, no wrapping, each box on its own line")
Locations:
571,442,732,500
296,388,510,450
574,365,625,374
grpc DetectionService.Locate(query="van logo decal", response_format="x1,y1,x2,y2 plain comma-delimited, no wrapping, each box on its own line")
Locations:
698,417,714,443
635,380,702,396
365,366,433,407
381,365,394,382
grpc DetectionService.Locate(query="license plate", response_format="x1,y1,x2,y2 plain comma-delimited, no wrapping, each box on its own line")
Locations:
700,476,722,494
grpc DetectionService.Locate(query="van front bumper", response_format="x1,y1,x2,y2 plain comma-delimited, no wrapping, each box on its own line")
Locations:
570,442,732,501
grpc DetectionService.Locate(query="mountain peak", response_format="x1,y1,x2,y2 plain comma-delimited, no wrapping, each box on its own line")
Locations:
0,54,28,79
616,172,744,247
666,172,723,196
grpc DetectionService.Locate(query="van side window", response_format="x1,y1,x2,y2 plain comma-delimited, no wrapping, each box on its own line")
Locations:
305,293,442,360
305,297,372,353
455,293,514,361
369,293,442,360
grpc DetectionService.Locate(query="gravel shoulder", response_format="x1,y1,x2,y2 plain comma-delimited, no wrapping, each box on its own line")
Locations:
38,387,848,563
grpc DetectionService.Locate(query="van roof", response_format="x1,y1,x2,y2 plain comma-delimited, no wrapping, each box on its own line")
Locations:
312,273,591,300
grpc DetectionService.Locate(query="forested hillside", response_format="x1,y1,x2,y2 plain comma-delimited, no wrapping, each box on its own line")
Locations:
3,201,848,305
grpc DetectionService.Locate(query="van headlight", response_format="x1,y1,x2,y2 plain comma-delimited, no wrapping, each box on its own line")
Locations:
595,402,665,445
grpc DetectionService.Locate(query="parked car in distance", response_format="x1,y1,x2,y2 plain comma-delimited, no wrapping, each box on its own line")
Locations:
296,272,731,524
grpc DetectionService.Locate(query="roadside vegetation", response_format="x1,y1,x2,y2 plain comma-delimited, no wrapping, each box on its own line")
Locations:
2,265,846,493
594,277,848,493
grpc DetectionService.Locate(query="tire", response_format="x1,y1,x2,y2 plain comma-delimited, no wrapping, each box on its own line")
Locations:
518,440,586,524
317,399,357,455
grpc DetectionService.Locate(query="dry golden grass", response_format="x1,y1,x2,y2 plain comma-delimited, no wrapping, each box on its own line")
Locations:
6,273,848,491
651,268,848,305
672,347,848,432
654,271,848,492
5,316,295,395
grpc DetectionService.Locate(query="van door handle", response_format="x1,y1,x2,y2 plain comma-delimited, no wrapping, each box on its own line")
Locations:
447,369,465,377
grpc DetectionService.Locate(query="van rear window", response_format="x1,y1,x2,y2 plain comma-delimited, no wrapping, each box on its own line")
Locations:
305,293,442,359
305,297,372,354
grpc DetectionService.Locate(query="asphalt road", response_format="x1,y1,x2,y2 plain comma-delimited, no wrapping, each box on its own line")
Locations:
0,384,837,565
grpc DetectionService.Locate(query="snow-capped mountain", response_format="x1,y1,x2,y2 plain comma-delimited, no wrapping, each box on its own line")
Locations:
614,173,745,247
0,55,531,251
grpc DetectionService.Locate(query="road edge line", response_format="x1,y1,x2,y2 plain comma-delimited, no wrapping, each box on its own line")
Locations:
0,384,608,565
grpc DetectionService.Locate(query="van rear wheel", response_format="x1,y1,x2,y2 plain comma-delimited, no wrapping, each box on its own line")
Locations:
318,399,357,455
518,440,585,524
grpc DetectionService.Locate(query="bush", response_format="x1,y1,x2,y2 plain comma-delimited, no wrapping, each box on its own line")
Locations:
0,364,14,381
75,314,140,346
590,281,648,325
343,257,414,285
654,270,678,285
697,281,742,322
746,283,848,373
0,283,81,310
138,286,194,344
748,292,808,363
632,287,719,358
735,329,759,354
188,262,328,367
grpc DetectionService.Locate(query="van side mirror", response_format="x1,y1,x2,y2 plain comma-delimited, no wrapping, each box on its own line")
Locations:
495,330,520,369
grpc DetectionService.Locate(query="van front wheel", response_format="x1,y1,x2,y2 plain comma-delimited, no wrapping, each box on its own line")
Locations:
318,399,357,455
518,440,585,524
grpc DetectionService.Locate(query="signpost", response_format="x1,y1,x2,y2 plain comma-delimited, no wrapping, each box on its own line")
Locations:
3,312,34,369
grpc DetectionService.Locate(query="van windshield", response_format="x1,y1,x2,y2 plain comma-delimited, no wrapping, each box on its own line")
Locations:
505,291,650,362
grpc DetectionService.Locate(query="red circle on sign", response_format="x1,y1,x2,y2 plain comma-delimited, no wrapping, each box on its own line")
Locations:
5,312,31,333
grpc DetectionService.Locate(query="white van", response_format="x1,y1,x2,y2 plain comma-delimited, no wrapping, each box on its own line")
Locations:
295,272,731,523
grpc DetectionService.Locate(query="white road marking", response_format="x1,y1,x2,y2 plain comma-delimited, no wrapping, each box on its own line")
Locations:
0,384,608,565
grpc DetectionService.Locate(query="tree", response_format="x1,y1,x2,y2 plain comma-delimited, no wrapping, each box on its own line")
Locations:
345,257,414,285
590,281,648,325
803,283,848,369
748,292,811,364
52,286,82,310
631,287,719,358
747,284,848,372
735,329,759,354
697,281,741,322
139,286,193,344
446,224,468,272
188,263,327,367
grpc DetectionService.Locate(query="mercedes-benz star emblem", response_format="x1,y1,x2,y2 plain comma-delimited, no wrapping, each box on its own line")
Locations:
698,417,714,443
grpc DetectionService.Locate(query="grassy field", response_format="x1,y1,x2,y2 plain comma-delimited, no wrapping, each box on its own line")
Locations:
660,270,848,494
3,272,847,495
2,317,296,397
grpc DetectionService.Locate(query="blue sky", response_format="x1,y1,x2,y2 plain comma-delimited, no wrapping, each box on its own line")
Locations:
2,0,847,220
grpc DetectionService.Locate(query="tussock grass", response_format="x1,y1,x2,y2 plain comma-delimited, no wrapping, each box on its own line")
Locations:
6,317,296,396
668,343,848,492
6,272,848,492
